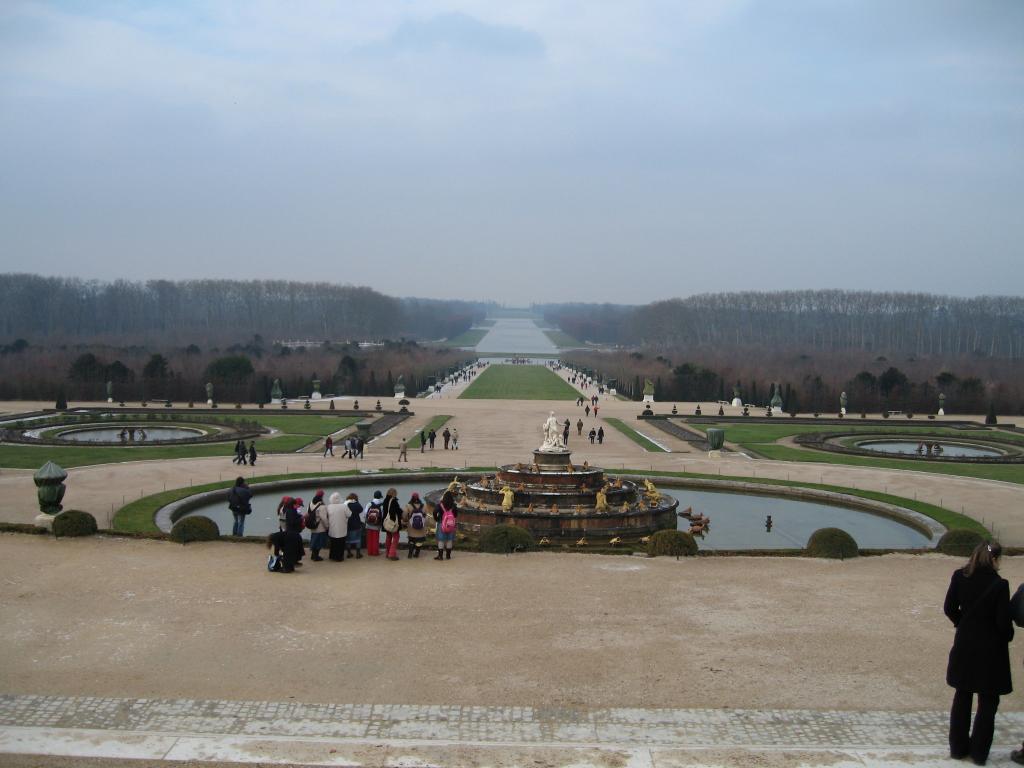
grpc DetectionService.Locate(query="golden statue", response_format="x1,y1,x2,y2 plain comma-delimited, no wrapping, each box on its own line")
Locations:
643,478,661,503
621,501,630,514
499,485,515,512
527,503,535,513
595,486,610,513
446,476,461,494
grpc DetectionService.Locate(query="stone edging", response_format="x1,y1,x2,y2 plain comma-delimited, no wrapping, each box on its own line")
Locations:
795,431,1024,464
155,471,944,546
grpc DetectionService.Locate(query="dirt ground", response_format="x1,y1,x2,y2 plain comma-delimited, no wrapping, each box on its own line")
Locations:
4,534,1024,714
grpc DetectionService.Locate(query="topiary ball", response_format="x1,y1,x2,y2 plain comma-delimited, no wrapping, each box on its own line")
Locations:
478,524,536,554
170,515,220,544
806,527,859,559
938,529,986,558
52,510,98,538
647,529,698,558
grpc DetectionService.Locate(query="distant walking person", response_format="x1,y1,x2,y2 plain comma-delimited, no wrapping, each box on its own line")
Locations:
585,405,591,417
442,427,452,450
323,436,334,457
428,429,437,449
589,428,596,444
944,541,1012,765
398,438,408,462
227,476,252,536
597,427,604,444
451,428,459,450
233,440,246,465
356,437,365,459
420,431,426,453
248,441,257,466
577,419,584,436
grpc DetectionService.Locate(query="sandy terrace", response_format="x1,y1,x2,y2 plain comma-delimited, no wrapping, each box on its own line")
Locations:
3,534,1024,713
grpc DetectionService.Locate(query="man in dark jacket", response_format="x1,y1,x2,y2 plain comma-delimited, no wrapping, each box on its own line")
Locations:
227,477,253,536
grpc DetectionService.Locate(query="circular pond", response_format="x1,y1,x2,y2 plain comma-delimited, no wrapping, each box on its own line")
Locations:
174,479,932,550
855,440,1003,458
58,426,206,443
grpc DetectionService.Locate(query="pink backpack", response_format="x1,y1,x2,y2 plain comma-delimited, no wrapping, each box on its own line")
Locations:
440,505,457,534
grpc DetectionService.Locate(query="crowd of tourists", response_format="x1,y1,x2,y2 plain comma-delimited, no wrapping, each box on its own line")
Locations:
943,539,1024,765
240,482,460,574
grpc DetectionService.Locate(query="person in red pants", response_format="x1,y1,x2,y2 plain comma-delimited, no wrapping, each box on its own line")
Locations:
381,487,403,561
364,491,383,556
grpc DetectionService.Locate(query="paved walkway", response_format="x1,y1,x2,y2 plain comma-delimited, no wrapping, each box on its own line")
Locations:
2,694,1023,766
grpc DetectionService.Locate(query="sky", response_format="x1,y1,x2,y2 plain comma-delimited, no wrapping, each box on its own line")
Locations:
0,0,1022,304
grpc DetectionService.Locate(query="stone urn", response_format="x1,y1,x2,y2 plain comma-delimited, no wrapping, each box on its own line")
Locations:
311,378,322,401
939,393,946,417
33,461,67,529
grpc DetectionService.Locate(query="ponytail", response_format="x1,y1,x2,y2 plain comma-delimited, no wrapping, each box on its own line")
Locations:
964,540,1002,577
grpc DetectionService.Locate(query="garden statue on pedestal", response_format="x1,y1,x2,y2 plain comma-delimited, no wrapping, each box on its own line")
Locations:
106,380,113,404
311,376,322,401
642,379,655,404
840,391,848,416
394,375,405,399
205,382,214,406
539,411,565,452
33,460,67,530
500,485,514,512
271,378,283,404
939,392,946,417
770,384,783,414
731,385,742,408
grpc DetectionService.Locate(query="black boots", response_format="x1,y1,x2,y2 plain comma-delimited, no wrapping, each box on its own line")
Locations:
445,549,452,560
311,550,323,562
413,547,421,558
407,544,414,558
434,550,444,560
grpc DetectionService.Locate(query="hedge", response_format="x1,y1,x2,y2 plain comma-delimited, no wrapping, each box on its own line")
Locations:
937,529,987,558
805,527,858,559
647,529,698,558
52,510,98,538
170,515,220,544
478,524,536,554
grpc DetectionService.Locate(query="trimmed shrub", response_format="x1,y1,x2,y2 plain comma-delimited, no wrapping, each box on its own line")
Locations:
478,524,535,554
170,515,220,544
938,529,986,558
806,528,858,559
986,402,998,426
52,509,98,538
647,529,698,558
55,389,68,410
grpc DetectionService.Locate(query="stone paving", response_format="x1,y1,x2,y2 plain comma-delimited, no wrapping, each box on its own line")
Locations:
2,693,1024,766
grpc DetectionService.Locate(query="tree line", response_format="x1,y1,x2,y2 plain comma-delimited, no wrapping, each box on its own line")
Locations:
543,291,1024,359
0,274,490,344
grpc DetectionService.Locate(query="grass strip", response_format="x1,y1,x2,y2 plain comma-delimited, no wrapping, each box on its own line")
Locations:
460,364,579,400
604,418,667,452
444,328,489,346
542,329,582,348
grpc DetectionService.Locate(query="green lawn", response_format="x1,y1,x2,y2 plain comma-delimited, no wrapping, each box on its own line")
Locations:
444,328,489,346
690,422,1024,445
459,365,579,400
240,414,358,436
604,418,667,452
410,415,452,445
682,422,1024,484
0,414,361,469
542,329,582,348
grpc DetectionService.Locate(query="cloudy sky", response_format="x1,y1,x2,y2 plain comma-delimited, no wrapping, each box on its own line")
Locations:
1,1,1021,304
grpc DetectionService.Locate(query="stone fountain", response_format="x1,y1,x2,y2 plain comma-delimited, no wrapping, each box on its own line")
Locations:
427,411,678,540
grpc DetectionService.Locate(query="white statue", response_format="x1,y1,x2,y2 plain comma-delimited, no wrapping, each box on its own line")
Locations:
539,411,565,452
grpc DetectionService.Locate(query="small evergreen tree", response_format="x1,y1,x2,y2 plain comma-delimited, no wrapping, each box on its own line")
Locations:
986,401,998,426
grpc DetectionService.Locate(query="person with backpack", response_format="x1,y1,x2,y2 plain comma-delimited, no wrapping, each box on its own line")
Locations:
404,493,427,558
944,541,1013,764
434,490,458,560
325,492,349,561
344,493,364,559
381,487,403,561
305,490,328,561
276,496,293,532
266,530,303,573
227,476,252,536
364,491,384,556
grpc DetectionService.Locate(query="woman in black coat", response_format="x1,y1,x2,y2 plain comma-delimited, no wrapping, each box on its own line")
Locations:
944,540,1012,765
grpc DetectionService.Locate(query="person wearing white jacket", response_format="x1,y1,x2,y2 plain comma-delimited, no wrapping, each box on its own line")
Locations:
326,492,350,562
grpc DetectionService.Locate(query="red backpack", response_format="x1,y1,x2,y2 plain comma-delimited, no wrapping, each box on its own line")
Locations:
440,505,457,534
